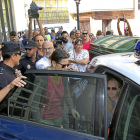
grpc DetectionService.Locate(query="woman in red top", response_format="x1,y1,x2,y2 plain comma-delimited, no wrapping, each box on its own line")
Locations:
39,49,80,127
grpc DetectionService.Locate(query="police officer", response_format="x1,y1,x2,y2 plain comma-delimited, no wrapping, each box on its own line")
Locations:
0,41,22,89
15,40,43,75
0,41,26,114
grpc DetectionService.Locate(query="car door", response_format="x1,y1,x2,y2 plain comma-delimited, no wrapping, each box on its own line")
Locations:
109,78,140,140
0,70,108,140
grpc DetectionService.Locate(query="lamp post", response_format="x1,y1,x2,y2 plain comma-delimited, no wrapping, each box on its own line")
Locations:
74,0,81,30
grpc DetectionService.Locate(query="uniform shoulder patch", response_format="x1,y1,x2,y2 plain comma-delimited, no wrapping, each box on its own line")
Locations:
0,67,4,74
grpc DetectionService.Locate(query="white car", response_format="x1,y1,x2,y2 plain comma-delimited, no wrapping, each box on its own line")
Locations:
89,52,140,139
89,52,140,84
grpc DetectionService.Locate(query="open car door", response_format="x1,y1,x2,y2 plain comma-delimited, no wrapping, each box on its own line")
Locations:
0,70,108,140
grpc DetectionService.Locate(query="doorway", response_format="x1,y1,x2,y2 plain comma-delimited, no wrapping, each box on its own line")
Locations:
79,18,90,33
102,19,112,35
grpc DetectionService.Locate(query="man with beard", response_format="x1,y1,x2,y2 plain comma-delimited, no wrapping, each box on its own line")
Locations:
61,31,73,52
15,40,42,75
36,41,54,69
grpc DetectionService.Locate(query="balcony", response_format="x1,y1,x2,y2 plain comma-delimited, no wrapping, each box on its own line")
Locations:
36,10,69,24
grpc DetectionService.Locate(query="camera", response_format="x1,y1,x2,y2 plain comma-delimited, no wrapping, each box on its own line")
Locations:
54,35,66,48
28,2,43,18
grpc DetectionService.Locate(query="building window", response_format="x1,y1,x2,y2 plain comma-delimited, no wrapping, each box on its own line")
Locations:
32,0,69,24
138,0,140,10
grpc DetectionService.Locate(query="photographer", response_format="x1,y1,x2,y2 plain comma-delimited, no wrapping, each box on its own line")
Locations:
28,2,45,40
61,31,73,52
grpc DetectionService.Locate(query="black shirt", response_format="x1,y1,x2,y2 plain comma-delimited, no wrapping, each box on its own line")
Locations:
0,62,16,90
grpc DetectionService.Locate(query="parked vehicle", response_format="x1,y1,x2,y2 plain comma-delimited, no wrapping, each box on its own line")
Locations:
89,51,140,140
89,35,139,58
0,51,140,140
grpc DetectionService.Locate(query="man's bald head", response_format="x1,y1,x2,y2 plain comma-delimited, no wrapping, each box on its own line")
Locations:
42,41,54,58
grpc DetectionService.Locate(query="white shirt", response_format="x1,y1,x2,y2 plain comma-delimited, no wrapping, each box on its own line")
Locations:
36,56,51,69
0,57,3,62
68,49,89,72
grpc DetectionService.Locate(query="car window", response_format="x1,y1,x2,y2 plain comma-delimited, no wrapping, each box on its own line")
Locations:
115,81,140,140
3,72,107,138
94,69,124,128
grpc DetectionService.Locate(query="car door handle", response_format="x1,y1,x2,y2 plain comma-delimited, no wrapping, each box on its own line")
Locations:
0,132,20,140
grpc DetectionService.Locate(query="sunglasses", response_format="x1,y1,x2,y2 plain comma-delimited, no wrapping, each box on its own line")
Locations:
25,48,32,51
57,63,69,68
107,87,117,90
14,52,21,56
82,33,88,35
72,42,75,44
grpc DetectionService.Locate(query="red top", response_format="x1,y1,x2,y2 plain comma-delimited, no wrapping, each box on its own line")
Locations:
40,76,64,119
83,39,93,60
83,39,93,51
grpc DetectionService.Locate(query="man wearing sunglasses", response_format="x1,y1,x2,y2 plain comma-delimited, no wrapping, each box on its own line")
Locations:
107,78,121,104
82,30,93,60
107,77,121,126
0,41,26,90
15,40,42,75
0,42,26,114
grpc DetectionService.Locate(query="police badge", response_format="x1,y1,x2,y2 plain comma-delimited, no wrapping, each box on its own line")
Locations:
27,64,31,69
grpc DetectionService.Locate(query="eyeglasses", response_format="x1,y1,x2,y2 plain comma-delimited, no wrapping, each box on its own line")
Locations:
82,33,88,35
43,48,52,51
57,63,69,68
107,87,117,90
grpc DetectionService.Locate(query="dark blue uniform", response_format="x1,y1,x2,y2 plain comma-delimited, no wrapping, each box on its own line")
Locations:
15,52,43,75
0,41,21,115
0,62,16,90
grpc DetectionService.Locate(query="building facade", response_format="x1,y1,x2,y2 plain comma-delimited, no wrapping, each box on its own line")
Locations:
0,0,14,43
1,0,140,44
69,0,140,36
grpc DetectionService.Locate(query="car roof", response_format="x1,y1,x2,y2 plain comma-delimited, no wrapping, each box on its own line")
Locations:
89,52,140,85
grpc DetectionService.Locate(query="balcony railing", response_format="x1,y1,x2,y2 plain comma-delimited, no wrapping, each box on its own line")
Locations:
36,10,69,24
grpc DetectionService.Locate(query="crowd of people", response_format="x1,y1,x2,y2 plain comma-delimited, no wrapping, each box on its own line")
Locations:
0,27,123,127
0,27,119,101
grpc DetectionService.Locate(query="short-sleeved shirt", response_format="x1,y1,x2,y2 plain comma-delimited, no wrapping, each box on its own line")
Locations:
63,43,73,52
36,56,51,69
68,49,89,72
0,62,16,90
